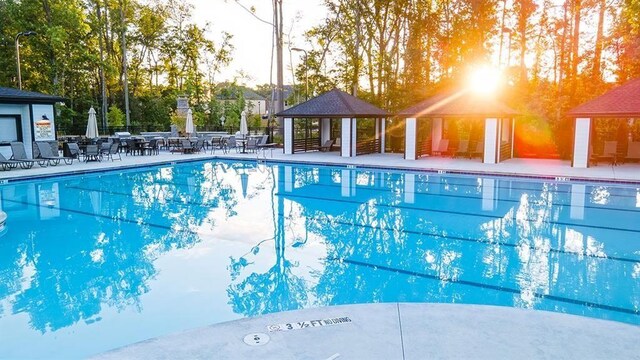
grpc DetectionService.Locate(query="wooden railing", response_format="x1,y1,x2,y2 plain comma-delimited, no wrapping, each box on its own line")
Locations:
356,138,381,155
500,141,511,161
293,137,320,153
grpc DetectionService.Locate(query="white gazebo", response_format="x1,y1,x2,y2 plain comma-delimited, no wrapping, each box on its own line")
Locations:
276,89,389,157
568,78,640,168
397,90,519,164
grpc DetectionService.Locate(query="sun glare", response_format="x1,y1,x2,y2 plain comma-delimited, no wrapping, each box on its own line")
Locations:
468,66,502,95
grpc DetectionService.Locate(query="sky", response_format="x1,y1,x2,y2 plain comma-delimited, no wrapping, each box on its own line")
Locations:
191,0,327,87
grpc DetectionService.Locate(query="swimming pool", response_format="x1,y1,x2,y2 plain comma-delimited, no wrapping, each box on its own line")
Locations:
0,159,638,358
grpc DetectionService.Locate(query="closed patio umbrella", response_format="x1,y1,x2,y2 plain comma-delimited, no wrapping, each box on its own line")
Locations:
239,110,248,138
86,107,99,139
185,109,195,136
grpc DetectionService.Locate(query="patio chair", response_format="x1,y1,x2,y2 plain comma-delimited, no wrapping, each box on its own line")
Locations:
11,142,43,168
35,141,74,166
454,140,469,158
245,138,259,153
596,140,618,165
100,141,112,158
224,136,238,154
106,142,122,161
180,139,195,154
84,144,102,162
319,139,335,152
194,139,205,153
142,139,159,155
431,139,449,156
0,153,22,171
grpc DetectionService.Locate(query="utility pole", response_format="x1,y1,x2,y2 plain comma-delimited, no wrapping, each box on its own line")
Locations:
120,0,131,131
274,0,284,135
15,31,37,90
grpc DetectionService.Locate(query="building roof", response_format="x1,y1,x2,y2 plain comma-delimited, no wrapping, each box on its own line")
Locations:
0,87,66,104
276,89,388,118
243,89,266,101
568,78,640,118
397,90,519,118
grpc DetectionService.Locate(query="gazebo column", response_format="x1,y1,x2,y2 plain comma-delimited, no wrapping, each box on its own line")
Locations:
405,117,417,160
284,117,293,155
341,117,355,157
320,118,331,144
375,118,386,154
431,118,443,150
572,117,592,168
483,118,499,164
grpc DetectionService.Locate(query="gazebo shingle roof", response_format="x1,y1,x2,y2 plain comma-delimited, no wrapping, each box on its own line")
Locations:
276,88,388,118
0,87,65,103
398,90,518,118
568,78,640,118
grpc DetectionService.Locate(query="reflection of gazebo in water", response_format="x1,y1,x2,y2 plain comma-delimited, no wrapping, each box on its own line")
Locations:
397,90,519,163
277,89,389,157
277,166,386,218
568,77,640,168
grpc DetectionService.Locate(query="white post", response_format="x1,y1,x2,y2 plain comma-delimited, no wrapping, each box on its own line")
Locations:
380,118,386,154
284,117,293,155
483,118,499,164
351,118,357,156
405,117,417,160
404,173,415,204
432,118,443,150
341,117,352,157
321,118,330,144
572,118,592,168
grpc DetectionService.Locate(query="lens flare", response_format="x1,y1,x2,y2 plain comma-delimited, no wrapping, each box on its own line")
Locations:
468,66,501,95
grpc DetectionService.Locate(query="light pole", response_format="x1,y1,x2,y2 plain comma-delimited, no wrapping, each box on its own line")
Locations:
15,31,37,90
291,47,309,101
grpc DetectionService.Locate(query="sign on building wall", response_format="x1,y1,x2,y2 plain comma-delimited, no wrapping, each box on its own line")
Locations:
32,104,55,141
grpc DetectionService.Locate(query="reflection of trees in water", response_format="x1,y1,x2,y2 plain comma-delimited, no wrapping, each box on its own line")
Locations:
0,161,240,332
227,166,311,317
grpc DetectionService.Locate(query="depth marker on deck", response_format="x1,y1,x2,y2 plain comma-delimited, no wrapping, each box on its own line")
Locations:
267,317,352,332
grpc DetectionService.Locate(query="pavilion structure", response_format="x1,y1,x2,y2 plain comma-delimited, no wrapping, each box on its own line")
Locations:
397,90,519,164
568,78,640,168
276,89,388,157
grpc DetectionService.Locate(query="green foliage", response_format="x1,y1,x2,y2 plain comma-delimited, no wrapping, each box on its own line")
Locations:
107,105,125,127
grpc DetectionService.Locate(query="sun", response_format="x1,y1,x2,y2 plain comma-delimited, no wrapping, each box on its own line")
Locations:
467,66,502,95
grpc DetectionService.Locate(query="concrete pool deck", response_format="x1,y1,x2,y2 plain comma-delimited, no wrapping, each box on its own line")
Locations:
91,303,640,360
1,148,640,183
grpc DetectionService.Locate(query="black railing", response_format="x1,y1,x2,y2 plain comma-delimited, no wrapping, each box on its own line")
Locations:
293,137,320,152
356,138,381,155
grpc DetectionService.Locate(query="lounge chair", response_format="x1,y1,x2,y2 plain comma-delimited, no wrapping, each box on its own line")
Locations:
319,139,335,152
65,143,83,161
596,140,617,165
432,139,449,156
35,141,74,165
454,140,469,158
10,142,41,168
0,153,22,171
470,141,484,159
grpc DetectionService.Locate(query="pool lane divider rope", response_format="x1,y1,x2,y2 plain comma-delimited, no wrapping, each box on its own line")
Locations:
328,257,640,317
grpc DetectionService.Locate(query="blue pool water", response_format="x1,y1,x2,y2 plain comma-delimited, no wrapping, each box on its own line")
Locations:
0,160,639,358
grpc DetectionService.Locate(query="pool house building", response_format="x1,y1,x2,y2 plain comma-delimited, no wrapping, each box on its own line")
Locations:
277,89,388,157
569,77,640,168
397,90,519,164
